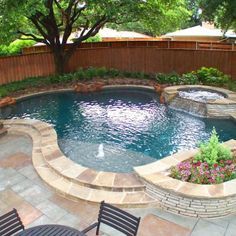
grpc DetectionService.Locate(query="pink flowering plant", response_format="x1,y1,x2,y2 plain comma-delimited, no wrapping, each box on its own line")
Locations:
170,129,236,184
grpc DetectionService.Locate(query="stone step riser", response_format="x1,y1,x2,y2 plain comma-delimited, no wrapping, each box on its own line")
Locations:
32,149,157,207
45,160,146,192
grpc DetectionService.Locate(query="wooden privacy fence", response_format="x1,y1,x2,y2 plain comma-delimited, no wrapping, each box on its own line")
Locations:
22,41,236,54
0,42,236,85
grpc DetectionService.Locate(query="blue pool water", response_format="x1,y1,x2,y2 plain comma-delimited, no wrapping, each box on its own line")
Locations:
1,88,236,172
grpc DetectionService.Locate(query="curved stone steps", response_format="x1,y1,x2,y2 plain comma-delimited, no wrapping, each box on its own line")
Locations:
5,119,146,192
4,119,158,207
44,152,146,192
33,151,157,207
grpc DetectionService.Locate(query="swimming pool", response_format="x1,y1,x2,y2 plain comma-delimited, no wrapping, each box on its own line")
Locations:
1,88,236,172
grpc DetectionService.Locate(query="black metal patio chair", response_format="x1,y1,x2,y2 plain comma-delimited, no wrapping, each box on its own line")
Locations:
81,201,141,236
0,208,25,236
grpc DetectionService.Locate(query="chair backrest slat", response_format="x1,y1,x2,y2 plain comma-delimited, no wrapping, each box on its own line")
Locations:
98,201,140,236
103,203,138,222
102,205,138,225
0,209,24,236
101,211,137,232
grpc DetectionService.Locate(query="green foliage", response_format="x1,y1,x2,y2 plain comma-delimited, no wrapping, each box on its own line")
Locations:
109,0,190,36
181,72,199,85
194,128,233,166
0,66,235,98
0,39,35,56
156,72,182,85
199,0,236,32
84,35,102,43
196,67,230,85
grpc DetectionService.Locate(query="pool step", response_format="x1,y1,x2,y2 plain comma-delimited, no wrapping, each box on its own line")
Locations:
45,157,146,192
33,152,158,207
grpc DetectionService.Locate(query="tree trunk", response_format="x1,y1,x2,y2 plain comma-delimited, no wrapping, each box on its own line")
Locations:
53,44,77,75
52,48,67,75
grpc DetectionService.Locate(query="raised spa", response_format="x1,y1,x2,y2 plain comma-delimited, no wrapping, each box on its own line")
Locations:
178,88,225,103
1,87,236,172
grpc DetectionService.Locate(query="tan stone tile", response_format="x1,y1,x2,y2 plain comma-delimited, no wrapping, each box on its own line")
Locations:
134,161,169,176
161,156,179,167
17,201,43,226
207,184,224,197
223,179,236,196
32,153,45,168
44,149,64,161
77,169,98,183
50,194,99,224
122,192,145,203
92,172,116,187
50,177,71,193
0,153,31,169
144,173,172,184
89,190,125,205
178,183,210,198
49,156,75,172
0,189,23,206
68,184,91,200
62,165,87,179
138,214,191,236
113,173,143,187
155,178,183,192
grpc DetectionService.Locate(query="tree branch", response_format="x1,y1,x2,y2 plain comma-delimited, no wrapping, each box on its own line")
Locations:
17,31,49,45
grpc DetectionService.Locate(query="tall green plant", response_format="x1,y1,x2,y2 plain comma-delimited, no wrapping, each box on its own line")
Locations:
194,128,232,166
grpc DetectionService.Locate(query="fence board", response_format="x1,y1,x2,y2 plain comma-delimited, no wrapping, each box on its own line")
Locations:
0,46,236,85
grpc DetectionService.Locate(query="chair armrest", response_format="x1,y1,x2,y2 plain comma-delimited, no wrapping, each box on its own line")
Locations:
81,222,98,234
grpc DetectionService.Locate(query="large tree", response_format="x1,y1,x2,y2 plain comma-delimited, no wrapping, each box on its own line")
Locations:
0,0,190,74
109,0,190,36
199,0,236,32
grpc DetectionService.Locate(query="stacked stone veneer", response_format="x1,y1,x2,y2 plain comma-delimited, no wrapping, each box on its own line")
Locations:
145,180,236,218
162,85,236,119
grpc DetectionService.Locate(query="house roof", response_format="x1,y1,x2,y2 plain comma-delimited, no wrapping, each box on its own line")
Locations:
165,25,236,38
97,28,151,38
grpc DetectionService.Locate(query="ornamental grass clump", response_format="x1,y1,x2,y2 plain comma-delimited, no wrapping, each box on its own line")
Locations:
170,129,236,184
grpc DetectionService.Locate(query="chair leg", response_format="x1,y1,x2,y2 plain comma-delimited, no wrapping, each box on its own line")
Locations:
96,222,101,235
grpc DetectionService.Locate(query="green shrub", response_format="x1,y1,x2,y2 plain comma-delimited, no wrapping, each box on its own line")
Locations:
181,72,199,85
0,87,9,98
107,68,121,78
84,35,102,43
155,72,181,85
194,128,232,166
196,67,230,85
0,39,35,56
155,73,169,84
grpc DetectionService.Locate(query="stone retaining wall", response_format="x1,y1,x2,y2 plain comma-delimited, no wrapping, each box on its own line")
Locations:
145,181,236,218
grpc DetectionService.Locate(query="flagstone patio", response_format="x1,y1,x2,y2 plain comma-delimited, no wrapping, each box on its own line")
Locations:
0,133,236,236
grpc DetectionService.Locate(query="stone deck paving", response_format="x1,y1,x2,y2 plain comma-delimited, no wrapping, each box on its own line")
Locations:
1,134,236,236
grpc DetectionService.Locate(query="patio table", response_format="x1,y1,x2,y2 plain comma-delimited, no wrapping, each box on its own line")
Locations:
17,224,86,236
